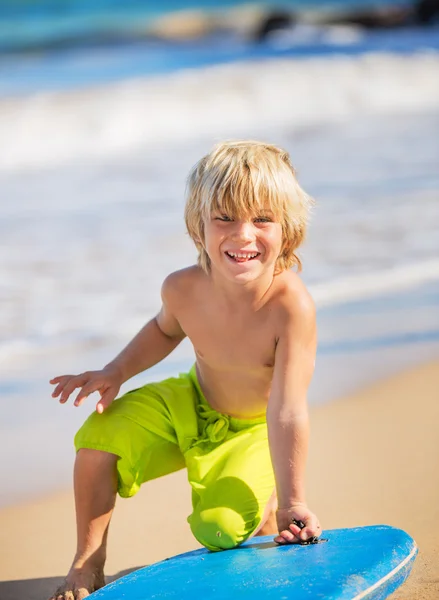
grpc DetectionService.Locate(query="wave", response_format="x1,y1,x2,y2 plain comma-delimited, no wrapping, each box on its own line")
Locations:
311,258,439,308
1,258,438,369
1,51,438,171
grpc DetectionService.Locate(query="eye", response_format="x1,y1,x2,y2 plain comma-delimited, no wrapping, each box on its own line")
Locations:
254,216,272,223
215,214,233,222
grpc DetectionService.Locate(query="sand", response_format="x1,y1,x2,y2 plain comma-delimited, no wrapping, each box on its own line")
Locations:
0,360,438,600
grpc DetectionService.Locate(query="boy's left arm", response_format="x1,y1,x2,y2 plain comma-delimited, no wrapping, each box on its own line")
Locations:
267,290,320,544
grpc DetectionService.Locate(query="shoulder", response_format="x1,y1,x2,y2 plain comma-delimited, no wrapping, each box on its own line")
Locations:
273,270,316,325
161,265,205,301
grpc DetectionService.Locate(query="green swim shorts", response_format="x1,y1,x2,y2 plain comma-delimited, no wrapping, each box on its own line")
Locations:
74,365,275,551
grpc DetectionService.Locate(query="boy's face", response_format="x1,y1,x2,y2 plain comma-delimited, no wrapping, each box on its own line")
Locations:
203,208,283,284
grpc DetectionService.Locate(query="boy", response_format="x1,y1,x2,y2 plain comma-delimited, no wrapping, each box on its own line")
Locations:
49,140,321,600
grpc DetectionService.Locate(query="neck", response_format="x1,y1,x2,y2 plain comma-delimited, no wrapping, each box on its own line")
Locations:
209,269,276,310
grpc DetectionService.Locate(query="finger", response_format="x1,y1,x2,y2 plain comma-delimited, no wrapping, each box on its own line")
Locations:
274,535,286,544
51,376,72,397
302,525,321,540
299,515,320,540
96,388,117,413
73,382,102,407
59,375,88,404
277,529,299,544
52,382,70,398
288,522,303,538
274,533,299,544
52,383,64,398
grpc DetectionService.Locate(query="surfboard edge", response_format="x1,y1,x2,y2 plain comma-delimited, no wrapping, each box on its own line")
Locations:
352,539,418,599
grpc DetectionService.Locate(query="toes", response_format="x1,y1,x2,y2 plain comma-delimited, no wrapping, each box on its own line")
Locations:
51,588,89,600
49,570,102,600
50,583,67,600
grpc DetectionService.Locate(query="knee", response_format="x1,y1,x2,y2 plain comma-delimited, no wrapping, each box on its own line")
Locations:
189,507,254,552
75,448,119,479
76,447,118,464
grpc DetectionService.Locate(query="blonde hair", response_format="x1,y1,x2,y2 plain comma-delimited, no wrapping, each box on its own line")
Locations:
185,140,313,274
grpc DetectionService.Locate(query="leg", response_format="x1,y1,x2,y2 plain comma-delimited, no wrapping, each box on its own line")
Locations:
187,423,276,551
51,374,192,599
253,488,278,537
49,449,118,600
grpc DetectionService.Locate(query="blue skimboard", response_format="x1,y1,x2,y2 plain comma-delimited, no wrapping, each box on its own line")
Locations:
91,525,417,599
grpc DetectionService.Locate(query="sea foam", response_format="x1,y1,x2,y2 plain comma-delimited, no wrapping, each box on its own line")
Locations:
1,52,439,171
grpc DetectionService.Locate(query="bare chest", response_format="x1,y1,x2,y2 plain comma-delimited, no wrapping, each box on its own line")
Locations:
179,304,276,371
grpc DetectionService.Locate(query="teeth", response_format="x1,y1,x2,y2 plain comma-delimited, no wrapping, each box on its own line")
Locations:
227,251,258,259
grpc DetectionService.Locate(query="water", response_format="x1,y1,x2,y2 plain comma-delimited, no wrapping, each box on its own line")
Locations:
0,0,415,53
0,2,438,505
2,21,439,97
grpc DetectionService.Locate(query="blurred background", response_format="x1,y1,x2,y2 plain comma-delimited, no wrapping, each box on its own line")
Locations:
0,0,438,508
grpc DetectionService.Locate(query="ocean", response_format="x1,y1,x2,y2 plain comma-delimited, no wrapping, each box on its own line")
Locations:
0,0,438,506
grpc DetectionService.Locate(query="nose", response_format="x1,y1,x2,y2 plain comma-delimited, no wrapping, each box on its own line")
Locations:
231,220,255,242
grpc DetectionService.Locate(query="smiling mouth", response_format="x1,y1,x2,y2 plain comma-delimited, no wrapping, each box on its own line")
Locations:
225,251,261,263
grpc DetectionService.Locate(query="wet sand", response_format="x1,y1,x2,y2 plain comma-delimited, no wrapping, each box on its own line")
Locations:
0,360,437,599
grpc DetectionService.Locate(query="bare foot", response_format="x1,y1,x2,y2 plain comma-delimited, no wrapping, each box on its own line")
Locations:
49,566,105,600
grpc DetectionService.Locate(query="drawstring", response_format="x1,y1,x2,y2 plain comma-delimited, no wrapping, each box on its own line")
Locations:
190,403,230,447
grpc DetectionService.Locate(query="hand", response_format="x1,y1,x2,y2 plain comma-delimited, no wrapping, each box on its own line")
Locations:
50,364,123,413
274,503,321,545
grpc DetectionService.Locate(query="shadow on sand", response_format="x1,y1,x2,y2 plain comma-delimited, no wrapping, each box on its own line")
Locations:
0,567,142,600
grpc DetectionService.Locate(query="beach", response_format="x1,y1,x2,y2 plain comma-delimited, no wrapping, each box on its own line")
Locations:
1,3,439,598
0,359,437,599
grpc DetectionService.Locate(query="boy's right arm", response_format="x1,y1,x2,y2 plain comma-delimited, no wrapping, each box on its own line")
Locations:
51,274,186,413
